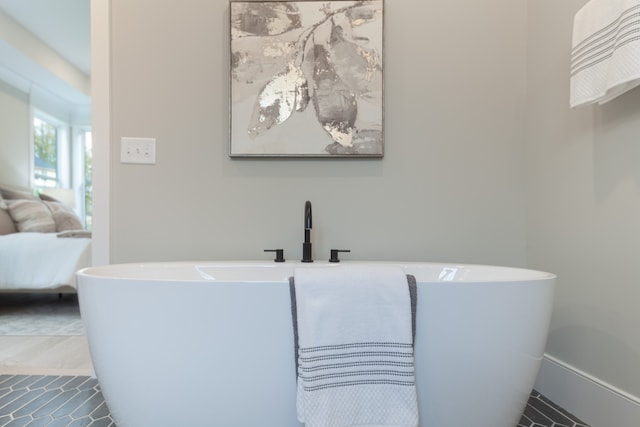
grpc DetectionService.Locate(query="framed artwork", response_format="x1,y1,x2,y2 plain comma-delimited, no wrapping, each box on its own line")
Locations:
230,0,384,157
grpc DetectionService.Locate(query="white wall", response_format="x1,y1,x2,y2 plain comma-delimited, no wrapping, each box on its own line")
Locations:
105,0,528,266
527,0,640,412
0,79,30,187
0,6,90,103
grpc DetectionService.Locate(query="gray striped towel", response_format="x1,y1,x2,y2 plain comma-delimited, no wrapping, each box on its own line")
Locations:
571,0,640,107
289,265,418,427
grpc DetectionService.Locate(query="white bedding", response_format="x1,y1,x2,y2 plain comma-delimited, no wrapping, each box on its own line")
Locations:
0,232,91,290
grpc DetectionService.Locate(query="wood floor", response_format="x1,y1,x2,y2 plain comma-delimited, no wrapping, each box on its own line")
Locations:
0,335,93,376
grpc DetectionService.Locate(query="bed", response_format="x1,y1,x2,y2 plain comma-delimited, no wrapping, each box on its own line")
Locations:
0,185,91,293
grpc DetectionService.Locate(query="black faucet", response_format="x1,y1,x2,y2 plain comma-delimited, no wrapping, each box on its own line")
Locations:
302,201,313,262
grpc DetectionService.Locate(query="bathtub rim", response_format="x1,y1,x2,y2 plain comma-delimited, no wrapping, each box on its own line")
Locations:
77,260,556,284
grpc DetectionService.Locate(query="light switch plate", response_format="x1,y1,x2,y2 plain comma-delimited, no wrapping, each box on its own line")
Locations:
120,137,156,164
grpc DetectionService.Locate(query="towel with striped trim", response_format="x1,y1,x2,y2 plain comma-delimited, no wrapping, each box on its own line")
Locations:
571,0,640,107
289,265,418,427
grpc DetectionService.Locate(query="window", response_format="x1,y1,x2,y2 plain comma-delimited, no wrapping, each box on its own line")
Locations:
80,129,93,229
32,111,92,228
33,116,59,188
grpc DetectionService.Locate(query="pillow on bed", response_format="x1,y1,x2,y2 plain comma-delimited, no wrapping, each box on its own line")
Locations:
0,186,38,201
5,199,56,232
38,192,60,202
53,211,84,231
44,201,84,231
0,206,17,235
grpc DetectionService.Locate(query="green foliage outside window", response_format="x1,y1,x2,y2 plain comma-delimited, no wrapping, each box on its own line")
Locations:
33,117,57,167
33,117,58,187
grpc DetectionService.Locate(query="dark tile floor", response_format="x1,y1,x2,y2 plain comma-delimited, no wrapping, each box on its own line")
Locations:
519,390,589,427
0,375,112,426
0,374,588,427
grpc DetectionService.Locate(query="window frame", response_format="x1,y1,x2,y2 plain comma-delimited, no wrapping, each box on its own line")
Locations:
31,109,92,228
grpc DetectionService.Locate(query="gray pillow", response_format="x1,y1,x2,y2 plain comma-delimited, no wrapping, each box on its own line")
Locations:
0,186,38,201
45,201,84,231
6,199,56,232
0,207,17,235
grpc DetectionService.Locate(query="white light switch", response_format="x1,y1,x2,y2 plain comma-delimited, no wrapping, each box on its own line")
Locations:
120,137,156,164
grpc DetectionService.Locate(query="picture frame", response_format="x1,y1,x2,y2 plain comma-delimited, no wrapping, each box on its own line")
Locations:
229,0,384,157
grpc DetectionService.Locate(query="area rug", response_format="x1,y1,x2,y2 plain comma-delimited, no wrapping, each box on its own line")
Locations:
0,294,84,336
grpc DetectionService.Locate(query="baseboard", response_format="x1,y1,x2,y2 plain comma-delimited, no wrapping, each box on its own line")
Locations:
535,354,640,427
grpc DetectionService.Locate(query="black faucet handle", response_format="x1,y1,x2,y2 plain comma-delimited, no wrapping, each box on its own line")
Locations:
329,249,351,263
304,201,312,229
264,249,285,262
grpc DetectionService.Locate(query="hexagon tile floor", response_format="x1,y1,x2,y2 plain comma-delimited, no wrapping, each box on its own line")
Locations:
0,374,589,427
0,375,111,426
519,391,589,427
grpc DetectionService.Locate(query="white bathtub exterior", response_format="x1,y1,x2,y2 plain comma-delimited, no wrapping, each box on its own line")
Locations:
77,261,555,427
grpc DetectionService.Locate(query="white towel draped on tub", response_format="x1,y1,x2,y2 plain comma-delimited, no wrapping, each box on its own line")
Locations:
571,0,640,107
290,265,418,427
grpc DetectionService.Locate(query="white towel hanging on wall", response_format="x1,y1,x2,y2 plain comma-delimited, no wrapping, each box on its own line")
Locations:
570,0,640,108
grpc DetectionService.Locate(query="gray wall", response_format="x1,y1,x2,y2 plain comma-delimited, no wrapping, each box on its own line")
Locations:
108,0,528,266
15,0,640,406
0,79,30,187
527,0,640,399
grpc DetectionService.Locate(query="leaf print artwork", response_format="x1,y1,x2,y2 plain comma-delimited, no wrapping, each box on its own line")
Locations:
248,63,309,138
312,43,358,148
230,1,384,157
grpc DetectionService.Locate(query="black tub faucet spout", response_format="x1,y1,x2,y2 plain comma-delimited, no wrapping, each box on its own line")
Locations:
302,201,313,262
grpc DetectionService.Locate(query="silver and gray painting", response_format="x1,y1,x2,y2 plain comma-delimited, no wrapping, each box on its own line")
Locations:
230,1,384,156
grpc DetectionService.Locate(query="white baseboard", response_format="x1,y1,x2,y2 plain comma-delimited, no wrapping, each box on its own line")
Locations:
535,354,640,427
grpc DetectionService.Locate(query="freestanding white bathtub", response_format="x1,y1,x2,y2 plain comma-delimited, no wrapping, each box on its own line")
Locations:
77,261,555,427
